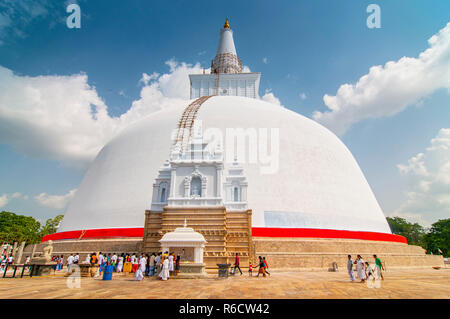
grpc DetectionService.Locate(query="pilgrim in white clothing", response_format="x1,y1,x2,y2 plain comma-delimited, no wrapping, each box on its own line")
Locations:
135,257,146,281
356,258,366,281
159,258,169,281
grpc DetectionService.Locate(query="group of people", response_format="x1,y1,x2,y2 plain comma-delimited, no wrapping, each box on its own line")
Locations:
51,253,80,271
0,254,14,270
347,254,385,283
83,251,181,281
234,254,270,277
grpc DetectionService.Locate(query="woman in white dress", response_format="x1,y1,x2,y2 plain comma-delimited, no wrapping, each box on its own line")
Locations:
135,256,146,281
159,257,170,281
116,256,124,272
354,255,366,282
168,253,174,276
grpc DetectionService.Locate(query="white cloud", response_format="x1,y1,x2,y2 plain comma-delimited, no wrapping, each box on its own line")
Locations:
397,153,428,176
139,72,159,86
392,128,450,226
0,194,8,208
0,192,23,208
34,189,77,209
261,89,283,107
0,59,206,169
299,92,307,100
313,22,450,135
262,57,268,64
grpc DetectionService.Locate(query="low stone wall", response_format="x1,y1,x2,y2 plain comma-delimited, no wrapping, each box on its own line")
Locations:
20,237,444,271
253,237,444,270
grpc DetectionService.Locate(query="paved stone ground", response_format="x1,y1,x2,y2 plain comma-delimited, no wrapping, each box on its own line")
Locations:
0,267,448,299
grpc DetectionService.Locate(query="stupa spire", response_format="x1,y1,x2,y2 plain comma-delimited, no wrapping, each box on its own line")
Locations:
211,18,242,74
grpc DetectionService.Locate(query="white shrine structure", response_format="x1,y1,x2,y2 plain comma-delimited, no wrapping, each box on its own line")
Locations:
144,121,252,270
189,19,261,99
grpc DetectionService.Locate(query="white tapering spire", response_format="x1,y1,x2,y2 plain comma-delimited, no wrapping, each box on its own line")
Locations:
211,19,242,74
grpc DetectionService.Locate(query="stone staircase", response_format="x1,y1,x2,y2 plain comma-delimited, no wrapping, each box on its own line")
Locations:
142,206,252,272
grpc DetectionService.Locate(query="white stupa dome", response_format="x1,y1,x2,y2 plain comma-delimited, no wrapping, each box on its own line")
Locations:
56,96,391,238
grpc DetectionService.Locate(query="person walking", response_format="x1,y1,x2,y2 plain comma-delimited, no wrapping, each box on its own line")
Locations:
135,254,146,281
354,255,366,282
373,255,384,280
262,257,270,276
347,255,355,282
58,255,64,271
233,253,243,275
175,255,180,276
256,256,266,277
168,253,175,276
248,260,253,277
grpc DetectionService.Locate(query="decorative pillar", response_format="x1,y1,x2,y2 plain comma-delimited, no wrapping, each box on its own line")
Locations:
16,241,25,264
31,244,37,259
169,167,176,198
201,176,208,197
11,242,18,259
184,177,190,197
194,246,204,264
216,164,223,198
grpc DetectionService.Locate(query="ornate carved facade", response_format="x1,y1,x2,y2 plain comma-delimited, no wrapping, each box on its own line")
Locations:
142,122,252,271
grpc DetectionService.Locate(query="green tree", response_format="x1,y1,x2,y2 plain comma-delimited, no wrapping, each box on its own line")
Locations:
423,218,450,257
386,216,426,246
0,211,41,244
39,214,64,238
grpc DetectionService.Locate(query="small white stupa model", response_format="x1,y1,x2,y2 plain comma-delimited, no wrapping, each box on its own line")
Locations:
159,219,207,277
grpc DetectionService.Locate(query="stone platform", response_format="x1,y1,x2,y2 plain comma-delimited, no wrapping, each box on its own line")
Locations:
0,267,448,299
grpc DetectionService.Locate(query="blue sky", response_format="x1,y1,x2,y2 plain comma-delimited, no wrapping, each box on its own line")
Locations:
0,0,449,226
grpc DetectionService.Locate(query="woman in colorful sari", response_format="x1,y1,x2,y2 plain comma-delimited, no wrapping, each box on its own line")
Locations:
256,256,266,277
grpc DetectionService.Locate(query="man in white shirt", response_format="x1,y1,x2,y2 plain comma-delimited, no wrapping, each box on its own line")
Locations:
67,254,74,272
74,253,79,264
98,252,104,273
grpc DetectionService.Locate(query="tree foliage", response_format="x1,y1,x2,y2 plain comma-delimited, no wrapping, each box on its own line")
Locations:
0,211,64,244
423,219,450,257
386,216,426,246
0,211,42,244
39,214,64,238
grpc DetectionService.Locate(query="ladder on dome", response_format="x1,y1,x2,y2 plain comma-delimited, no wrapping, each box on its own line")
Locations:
174,95,214,152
